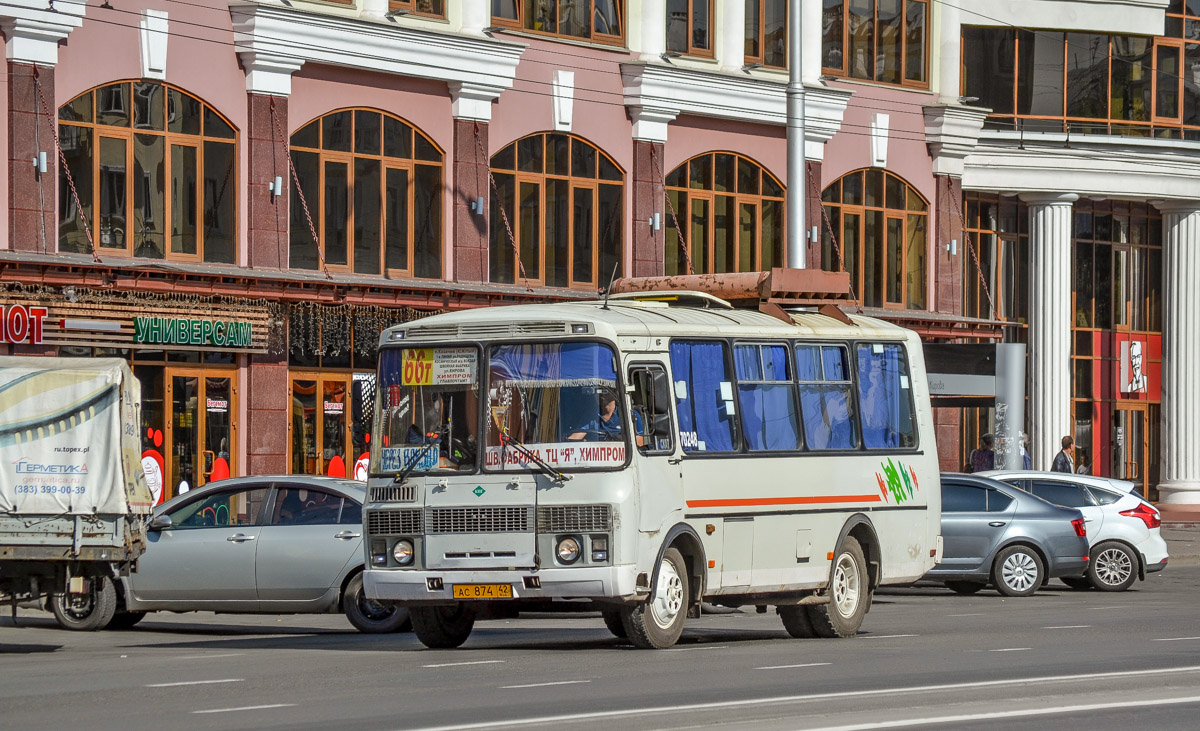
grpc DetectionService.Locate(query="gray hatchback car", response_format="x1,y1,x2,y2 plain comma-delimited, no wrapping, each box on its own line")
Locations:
924,474,1090,597
52,476,409,633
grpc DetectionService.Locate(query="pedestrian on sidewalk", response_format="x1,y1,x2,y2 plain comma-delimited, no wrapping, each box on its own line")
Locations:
967,434,995,473
1052,435,1075,473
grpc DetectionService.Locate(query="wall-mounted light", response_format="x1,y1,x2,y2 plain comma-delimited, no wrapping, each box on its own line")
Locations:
958,96,980,105
818,74,838,81
470,196,485,215
31,151,47,175
482,25,506,34
385,8,411,19
946,239,958,256
267,175,284,200
807,224,818,242
660,52,682,63
647,213,660,231
741,62,763,72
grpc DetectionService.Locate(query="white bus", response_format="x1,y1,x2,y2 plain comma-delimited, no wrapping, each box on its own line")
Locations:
363,290,941,649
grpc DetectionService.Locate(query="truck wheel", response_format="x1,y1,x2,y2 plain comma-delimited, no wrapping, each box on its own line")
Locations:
343,573,412,633
778,605,817,638
621,547,689,649
807,536,868,638
410,604,475,648
108,611,147,630
51,576,117,631
601,610,628,639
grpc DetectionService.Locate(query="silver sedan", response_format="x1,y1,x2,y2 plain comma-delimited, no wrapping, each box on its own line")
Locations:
51,476,409,633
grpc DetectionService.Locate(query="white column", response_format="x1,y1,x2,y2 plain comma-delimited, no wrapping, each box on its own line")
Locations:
638,0,667,62
936,0,961,103
1157,202,1200,509
1021,193,1077,470
802,0,821,83
715,0,745,73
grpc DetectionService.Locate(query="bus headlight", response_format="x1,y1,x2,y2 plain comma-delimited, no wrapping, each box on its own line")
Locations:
393,539,414,566
556,537,581,564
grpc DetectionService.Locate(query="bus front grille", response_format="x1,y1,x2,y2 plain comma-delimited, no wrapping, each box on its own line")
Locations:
537,505,613,533
369,484,416,503
425,506,533,534
366,508,423,535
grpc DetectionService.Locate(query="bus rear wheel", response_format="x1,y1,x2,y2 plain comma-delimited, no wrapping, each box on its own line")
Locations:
807,536,868,638
622,547,688,649
410,603,475,649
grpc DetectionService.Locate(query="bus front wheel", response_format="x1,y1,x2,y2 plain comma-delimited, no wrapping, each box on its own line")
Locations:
807,536,869,638
622,547,689,649
410,603,475,649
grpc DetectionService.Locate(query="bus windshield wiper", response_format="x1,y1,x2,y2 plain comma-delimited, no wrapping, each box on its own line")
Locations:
500,430,571,483
393,427,445,485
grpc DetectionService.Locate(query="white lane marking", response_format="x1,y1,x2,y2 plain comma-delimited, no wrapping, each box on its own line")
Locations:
173,653,246,660
192,704,295,715
664,646,728,653
946,613,983,617
147,678,244,688
757,663,832,671
988,648,1031,653
1043,625,1091,629
403,664,1200,731
500,680,591,689
860,634,917,640
423,660,506,669
1153,637,1200,642
799,695,1200,730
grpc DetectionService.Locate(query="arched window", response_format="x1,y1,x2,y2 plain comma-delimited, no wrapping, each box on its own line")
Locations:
820,169,928,309
489,133,623,288
290,109,443,278
664,152,785,275
58,81,236,262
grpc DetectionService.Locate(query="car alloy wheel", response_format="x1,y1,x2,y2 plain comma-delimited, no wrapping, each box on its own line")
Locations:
1000,552,1039,593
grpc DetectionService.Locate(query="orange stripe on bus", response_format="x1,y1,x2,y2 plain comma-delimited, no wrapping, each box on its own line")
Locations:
685,494,883,508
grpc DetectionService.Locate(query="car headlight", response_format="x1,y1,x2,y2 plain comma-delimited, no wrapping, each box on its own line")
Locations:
556,537,581,564
392,539,414,566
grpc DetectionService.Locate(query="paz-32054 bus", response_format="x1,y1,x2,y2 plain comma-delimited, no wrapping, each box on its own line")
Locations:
363,290,941,649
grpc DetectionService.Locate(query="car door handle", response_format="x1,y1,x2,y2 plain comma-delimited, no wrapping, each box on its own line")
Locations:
226,533,256,543
988,521,1006,527
335,531,361,540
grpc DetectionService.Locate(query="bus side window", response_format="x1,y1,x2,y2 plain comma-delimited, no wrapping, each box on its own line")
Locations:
629,365,673,455
855,343,917,450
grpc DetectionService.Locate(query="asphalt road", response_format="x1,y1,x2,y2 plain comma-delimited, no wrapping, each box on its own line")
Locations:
3,567,1200,731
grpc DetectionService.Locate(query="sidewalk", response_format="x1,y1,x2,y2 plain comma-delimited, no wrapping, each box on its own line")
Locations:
1162,522,1200,567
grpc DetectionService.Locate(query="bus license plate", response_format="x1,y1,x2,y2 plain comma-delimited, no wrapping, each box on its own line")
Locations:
452,584,513,600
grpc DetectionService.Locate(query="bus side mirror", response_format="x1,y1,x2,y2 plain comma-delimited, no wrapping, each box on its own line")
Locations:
651,371,671,415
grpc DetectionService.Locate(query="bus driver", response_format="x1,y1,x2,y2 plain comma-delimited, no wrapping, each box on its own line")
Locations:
568,391,623,441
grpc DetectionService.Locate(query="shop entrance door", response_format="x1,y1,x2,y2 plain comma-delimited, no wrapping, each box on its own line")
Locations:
289,374,352,477
166,369,237,501
1112,404,1148,496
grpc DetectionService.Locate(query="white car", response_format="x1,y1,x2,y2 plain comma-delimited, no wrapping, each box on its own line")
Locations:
979,470,1168,591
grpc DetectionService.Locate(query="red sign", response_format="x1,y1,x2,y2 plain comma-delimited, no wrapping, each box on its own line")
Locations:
0,305,48,345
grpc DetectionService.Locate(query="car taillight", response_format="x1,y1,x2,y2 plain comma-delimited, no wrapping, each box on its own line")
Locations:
1071,518,1086,537
1120,503,1161,529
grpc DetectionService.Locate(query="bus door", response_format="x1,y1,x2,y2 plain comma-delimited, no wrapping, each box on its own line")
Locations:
627,363,683,532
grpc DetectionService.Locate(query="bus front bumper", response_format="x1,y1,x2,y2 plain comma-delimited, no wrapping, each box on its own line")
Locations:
364,564,641,604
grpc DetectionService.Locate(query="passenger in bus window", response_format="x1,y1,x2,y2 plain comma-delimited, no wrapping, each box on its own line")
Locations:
805,389,856,450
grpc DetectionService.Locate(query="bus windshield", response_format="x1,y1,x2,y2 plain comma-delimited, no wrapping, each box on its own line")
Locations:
372,346,480,475
486,342,628,471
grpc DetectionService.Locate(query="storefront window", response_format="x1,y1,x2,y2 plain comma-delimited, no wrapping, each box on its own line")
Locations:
745,0,788,68
290,109,443,278
962,20,1200,139
58,81,236,261
962,193,1028,323
664,153,785,275
490,0,624,44
489,133,623,288
820,169,928,310
822,0,927,85
667,0,713,56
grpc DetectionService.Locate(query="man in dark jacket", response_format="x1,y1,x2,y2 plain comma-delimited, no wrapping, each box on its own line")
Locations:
1051,435,1075,473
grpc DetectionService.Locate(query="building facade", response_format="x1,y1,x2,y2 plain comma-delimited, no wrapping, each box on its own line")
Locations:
0,0,1196,515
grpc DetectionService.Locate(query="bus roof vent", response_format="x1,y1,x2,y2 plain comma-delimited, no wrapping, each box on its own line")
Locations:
607,269,853,325
403,321,570,340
